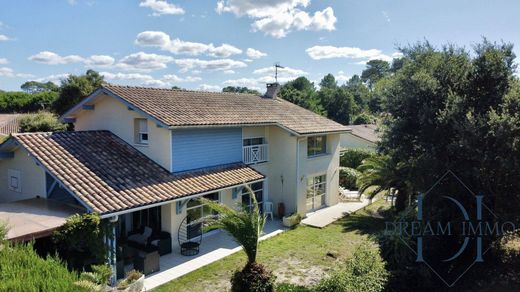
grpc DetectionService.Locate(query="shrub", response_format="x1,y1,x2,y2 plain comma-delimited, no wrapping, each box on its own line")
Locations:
352,113,376,125
339,167,360,190
19,111,67,132
52,213,109,271
340,149,375,169
276,283,311,292
75,264,112,291
0,242,78,290
314,245,388,292
231,262,276,292
0,91,58,113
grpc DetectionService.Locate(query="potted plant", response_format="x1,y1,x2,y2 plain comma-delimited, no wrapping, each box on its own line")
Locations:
116,270,144,292
282,213,302,227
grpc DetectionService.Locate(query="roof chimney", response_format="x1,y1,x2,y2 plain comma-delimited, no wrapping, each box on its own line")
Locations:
264,83,280,99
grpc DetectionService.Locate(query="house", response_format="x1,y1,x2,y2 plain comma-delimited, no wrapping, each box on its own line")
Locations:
0,83,350,280
340,124,379,151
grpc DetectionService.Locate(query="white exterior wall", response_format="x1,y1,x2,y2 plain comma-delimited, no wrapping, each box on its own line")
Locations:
0,147,46,203
340,133,376,151
296,133,341,216
73,94,172,170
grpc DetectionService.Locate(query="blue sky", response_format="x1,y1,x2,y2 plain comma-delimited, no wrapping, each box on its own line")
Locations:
0,0,519,92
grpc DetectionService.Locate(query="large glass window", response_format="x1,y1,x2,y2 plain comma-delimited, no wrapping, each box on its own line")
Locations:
132,206,161,234
241,181,264,212
307,136,327,156
186,192,220,238
306,174,326,211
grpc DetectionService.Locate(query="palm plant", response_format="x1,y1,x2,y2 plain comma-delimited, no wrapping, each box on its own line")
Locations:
357,155,412,211
199,185,266,264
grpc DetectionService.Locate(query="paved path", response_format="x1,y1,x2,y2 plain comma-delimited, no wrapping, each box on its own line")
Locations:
301,200,371,228
144,220,286,290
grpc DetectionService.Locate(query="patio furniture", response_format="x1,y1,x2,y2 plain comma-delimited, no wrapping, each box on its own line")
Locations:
178,216,202,256
127,226,152,246
133,245,160,275
150,231,172,256
339,187,361,202
264,201,274,220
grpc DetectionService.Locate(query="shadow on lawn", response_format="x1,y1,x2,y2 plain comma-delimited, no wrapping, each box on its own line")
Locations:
340,206,389,237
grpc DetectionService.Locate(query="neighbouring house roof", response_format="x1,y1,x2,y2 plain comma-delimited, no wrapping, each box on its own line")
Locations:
348,124,380,144
0,198,83,241
62,84,350,135
0,114,22,136
6,131,264,215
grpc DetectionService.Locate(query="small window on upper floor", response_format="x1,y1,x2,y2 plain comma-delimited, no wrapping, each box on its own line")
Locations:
134,118,149,145
307,135,327,157
243,137,265,146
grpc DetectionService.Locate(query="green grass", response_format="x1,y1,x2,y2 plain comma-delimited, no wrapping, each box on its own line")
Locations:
155,200,390,292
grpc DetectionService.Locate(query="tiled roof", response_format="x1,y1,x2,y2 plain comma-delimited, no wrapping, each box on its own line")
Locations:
0,114,22,136
349,124,380,143
11,131,264,214
82,84,349,135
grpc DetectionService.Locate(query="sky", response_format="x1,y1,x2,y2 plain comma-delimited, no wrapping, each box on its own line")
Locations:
0,0,519,92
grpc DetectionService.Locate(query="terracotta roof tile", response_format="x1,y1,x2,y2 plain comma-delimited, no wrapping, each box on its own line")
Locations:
94,84,349,135
12,131,264,214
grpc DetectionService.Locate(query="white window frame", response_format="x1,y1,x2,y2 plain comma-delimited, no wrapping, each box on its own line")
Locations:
241,182,264,211
135,118,149,145
185,192,221,238
243,136,266,146
306,174,327,211
8,169,21,193
307,135,327,157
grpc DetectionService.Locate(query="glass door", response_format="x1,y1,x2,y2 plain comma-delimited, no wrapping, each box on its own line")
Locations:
306,175,327,212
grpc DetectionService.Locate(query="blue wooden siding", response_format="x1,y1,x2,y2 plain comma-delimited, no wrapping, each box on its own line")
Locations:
171,128,242,172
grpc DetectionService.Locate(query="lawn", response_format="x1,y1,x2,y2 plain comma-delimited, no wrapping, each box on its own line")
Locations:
155,200,390,292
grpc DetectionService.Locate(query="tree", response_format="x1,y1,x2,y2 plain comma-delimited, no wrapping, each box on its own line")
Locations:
53,70,104,115
202,186,275,292
356,155,411,211
279,77,324,115
21,81,58,94
19,111,67,132
319,73,337,89
343,75,370,112
222,86,260,95
318,87,356,125
361,60,390,88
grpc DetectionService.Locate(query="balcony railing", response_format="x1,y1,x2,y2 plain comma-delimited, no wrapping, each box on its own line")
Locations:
243,144,268,164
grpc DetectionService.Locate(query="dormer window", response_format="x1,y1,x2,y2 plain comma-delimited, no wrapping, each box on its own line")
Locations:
134,118,149,145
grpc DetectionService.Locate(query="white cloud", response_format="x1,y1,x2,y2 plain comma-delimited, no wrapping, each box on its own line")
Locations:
253,65,307,76
382,11,390,23
198,84,221,92
34,73,70,85
100,72,153,81
336,73,351,82
162,74,201,82
28,51,114,67
173,58,247,72
116,52,174,71
243,59,253,63
223,70,235,74
0,67,34,78
0,34,11,41
223,77,259,88
246,48,267,59
0,58,8,64
139,0,185,16
306,45,403,64
216,0,336,38
136,31,242,57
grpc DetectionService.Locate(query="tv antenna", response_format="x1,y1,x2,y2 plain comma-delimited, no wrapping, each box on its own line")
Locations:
274,63,284,83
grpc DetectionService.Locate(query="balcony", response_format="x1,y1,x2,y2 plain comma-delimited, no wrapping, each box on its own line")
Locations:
243,144,268,164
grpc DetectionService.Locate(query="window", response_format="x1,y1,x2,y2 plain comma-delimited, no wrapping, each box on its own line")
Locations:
186,192,220,238
132,206,161,234
134,118,148,145
307,135,327,156
306,174,326,211
8,169,21,193
243,137,265,146
241,181,264,212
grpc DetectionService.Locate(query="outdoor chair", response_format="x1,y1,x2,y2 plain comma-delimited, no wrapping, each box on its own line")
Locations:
263,201,274,220
178,216,203,256
339,187,361,202
133,245,160,275
128,226,152,246
150,231,172,256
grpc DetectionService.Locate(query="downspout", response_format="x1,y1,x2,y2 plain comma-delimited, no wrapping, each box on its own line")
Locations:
295,137,302,215
107,215,118,286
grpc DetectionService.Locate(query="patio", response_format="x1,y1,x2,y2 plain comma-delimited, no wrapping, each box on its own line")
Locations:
302,200,371,228
143,219,287,290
